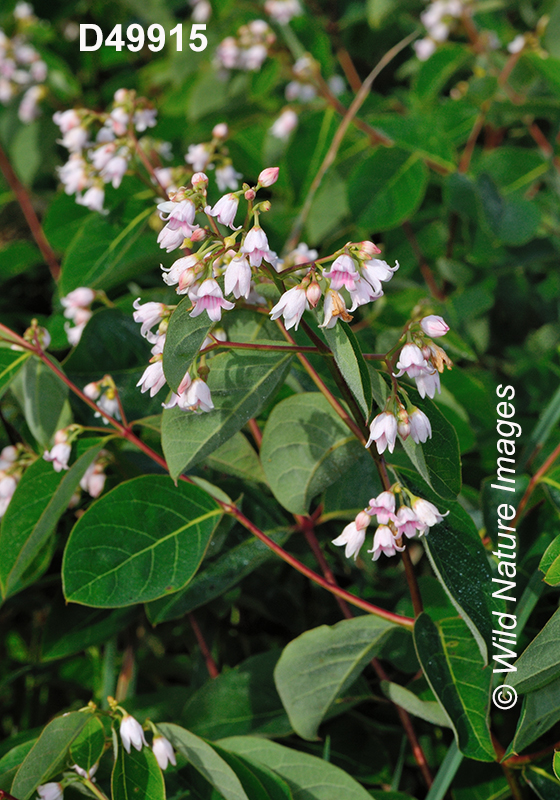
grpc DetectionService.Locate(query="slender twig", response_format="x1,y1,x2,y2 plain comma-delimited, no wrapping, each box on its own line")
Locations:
401,549,423,616
285,29,419,251
0,141,60,281
188,612,219,678
513,439,560,527
0,324,414,629
199,339,324,356
247,418,263,449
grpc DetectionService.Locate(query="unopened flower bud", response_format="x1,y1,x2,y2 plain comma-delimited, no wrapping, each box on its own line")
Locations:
83,382,101,400
191,172,208,188
190,227,207,241
212,123,229,139
357,240,381,259
259,200,271,212
420,314,449,338
355,511,371,530
258,166,279,187
244,188,256,201
305,280,321,308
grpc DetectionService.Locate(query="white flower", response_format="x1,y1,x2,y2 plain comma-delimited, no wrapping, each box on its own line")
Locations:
323,254,359,292
212,123,228,139
161,255,201,290
368,525,405,560
216,37,240,69
186,143,212,172
394,343,430,379
95,392,121,424
411,497,449,527
102,155,128,188
120,713,147,753
240,44,268,70
420,314,449,338
409,408,432,443
61,287,95,319
58,156,88,194
216,164,242,192
72,762,98,779
53,109,81,134
367,491,396,524
133,108,157,132
265,0,302,24
0,472,18,517
269,285,309,330
190,279,235,322
414,38,436,60
394,506,426,538
414,369,441,399
37,784,63,800
43,442,71,472
332,511,370,560
0,445,18,471
18,85,42,123
241,226,272,267
152,734,177,770
361,258,398,294
83,382,101,400
133,298,165,341
319,289,350,329
165,377,214,413
137,360,166,397
508,34,525,54
347,277,378,312
206,193,239,229
110,107,129,136
77,186,105,212
65,321,88,346
61,126,89,152
224,255,252,299
270,108,298,139
79,462,106,498
366,411,397,454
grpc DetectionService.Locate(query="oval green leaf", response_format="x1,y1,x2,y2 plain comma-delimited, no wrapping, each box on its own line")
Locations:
112,736,165,800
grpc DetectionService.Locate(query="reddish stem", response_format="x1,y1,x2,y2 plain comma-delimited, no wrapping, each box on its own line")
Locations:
247,418,263,449
188,612,219,678
513,438,560,527
0,140,60,281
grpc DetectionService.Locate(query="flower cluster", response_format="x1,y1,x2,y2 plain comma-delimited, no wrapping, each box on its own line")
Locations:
215,20,275,72
265,0,302,25
332,488,448,562
366,315,451,455
83,377,122,424
54,89,158,212
0,3,47,122
60,286,97,346
414,0,465,60
119,712,176,770
0,444,24,519
43,428,109,498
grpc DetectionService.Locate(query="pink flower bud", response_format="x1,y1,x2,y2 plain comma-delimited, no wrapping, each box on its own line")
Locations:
355,511,371,530
191,227,207,241
305,280,322,308
83,382,101,400
357,240,381,258
420,315,449,338
191,172,208,188
212,123,229,139
258,166,279,187
260,200,271,212
244,188,256,201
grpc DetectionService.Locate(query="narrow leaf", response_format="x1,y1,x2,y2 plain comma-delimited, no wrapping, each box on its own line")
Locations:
11,356,71,449
508,674,560,755
509,606,560,694
381,681,450,727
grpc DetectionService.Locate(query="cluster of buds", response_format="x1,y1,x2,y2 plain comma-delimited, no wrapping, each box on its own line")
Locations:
60,287,97,346
265,0,302,25
332,488,448,561
83,376,122,424
414,0,465,60
0,3,47,122
185,123,241,190
215,20,275,72
53,89,158,212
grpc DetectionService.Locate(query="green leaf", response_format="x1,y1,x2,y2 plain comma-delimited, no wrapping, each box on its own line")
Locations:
348,149,429,232
70,716,105,772
217,736,374,800
321,450,383,520
509,674,560,755
60,209,158,294
523,767,560,800
305,170,349,246
204,431,266,484
0,740,36,792
112,737,165,800
509,606,560,694
11,356,71,449
0,348,30,399
424,741,463,800
42,193,90,251
260,392,363,515
274,615,395,740
520,384,560,471
369,114,455,171
414,44,471,100
162,296,214,393
157,723,250,800
182,651,292,741
381,681,450,728
413,614,494,762
321,322,372,419
366,0,394,27
146,527,290,624
0,444,106,599
41,602,135,661
162,349,292,481
211,743,295,800
553,751,560,781
477,174,541,246
0,241,43,283
398,467,494,660
11,711,93,800
62,476,222,607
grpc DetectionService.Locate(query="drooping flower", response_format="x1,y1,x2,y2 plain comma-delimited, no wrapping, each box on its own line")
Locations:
120,713,147,754
0,472,18,517
132,298,165,342
319,289,352,329
269,285,309,330
76,185,105,213
43,441,71,472
215,164,242,192
190,279,235,322
0,445,18,471
161,254,201,290
60,287,95,319
323,254,358,292
72,762,98,779
361,258,399,295
394,506,425,538
241,226,272,267
369,525,405,560
37,783,63,800
409,408,432,444
366,411,397,454
79,461,106,498
133,107,157,132
420,314,449,338
367,491,396,524
394,344,430,379
152,734,177,770
332,510,371,560
206,193,239,229
414,369,441,399
165,377,214,413
411,497,449,527
270,108,298,139
185,143,212,172
136,360,166,397
224,255,252,299
265,0,302,24
101,155,128,188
